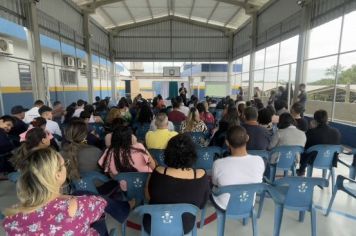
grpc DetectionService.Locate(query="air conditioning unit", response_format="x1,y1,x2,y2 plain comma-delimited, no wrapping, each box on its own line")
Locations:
63,56,75,67
163,67,181,77
0,38,14,55
77,58,86,69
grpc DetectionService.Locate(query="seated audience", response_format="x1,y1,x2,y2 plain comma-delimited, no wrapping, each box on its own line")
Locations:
52,101,65,125
211,125,265,210
258,107,274,135
118,98,132,123
297,110,341,176
168,98,186,123
274,100,289,116
269,113,306,149
180,107,208,133
99,126,155,190
242,107,271,150
23,100,44,124
144,134,210,234
291,102,308,132
177,96,189,116
2,148,107,236
196,102,215,126
38,105,62,138
72,99,86,118
61,120,103,180
0,115,15,173
9,105,28,143
146,113,178,149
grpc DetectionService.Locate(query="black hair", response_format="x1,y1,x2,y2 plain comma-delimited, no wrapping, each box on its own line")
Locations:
30,117,47,128
118,97,129,108
80,110,91,119
164,134,197,169
95,96,101,102
137,102,153,124
63,106,75,124
258,108,273,125
277,113,296,129
196,103,206,113
0,115,15,124
77,99,85,107
244,106,258,121
274,100,287,111
53,101,61,106
171,98,180,109
38,105,52,115
222,106,240,127
299,83,306,89
34,100,44,106
291,102,304,114
175,96,183,104
314,110,328,126
246,101,251,107
226,125,248,148
84,104,94,114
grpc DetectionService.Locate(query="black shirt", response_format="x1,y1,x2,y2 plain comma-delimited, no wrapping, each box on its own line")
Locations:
8,117,28,138
242,123,271,150
0,128,15,155
305,124,341,149
295,117,308,132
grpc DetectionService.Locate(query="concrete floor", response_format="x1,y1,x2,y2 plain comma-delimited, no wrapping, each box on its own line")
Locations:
1,154,355,236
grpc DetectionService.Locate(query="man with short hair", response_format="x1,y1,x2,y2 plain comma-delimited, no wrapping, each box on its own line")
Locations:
52,101,64,125
179,82,187,105
72,99,86,117
176,96,189,117
211,125,265,210
145,113,178,149
39,105,62,137
168,97,186,123
0,115,16,173
297,83,307,114
242,107,271,150
24,100,44,124
9,105,28,140
291,102,308,132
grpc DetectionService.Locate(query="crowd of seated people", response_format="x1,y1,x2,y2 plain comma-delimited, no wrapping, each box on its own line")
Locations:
0,89,348,235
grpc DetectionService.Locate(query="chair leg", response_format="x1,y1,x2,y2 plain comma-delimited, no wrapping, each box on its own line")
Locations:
330,168,335,193
325,188,338,216
199,207,206,228
257,191,265,219
350,166,355,180
307,166,313,177
121,221,126,236
243,217,248,225
270,166,276,182
299,211,305,222
273,205,284,236
216,210,226,236
252,211,258,236
283,170,288,177
292,167,296,176
322,169,327,179
311,207,316,236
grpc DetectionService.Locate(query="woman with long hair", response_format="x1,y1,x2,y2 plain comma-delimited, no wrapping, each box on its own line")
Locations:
11,128,51,170
61,120,102,180
180,107,208,133
3,148,107,236
99,126,155,180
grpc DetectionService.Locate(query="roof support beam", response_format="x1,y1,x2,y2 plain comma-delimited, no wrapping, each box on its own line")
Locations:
189,0,196,19
207,2,219,23
215,0,259,14
146,0,154,19
224,7,241,27
97,7,117,27
122,1,136,23
82,0,124,12
110,15,229,36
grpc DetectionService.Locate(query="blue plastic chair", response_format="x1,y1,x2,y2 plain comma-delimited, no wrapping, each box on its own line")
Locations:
186,132,208,147
133,122,151,142
214,109,224,121
89,123,106,139
338,148,356,180
7,171,20,183
248,150,270,162
173,122,182,133
268,177,328,236
325,175,356,216
134,203,199,236
148,149,166,167
269,146,304,182
213,183,267,236
305,145,342,192
71,171,110,194
113,172,149,236
195,146,222,173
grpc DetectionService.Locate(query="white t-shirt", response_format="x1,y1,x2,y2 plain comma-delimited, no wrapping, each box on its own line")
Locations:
24,107,40,124
46,119,62,137
178,105,189,117
212,154,265,210
72,108,84,118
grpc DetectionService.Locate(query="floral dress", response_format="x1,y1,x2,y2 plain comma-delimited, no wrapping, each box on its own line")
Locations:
3,195,107,236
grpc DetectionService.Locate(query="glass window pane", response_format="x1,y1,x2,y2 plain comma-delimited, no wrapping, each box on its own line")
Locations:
254,70,264,97
264,67,278,96
341,11,356,53
308,17,342,59
304,56,338,117
265,43,280,68
242,72,250,97
242,55,250,73
254,49,265,70
280,35,299,64
334,52,356,123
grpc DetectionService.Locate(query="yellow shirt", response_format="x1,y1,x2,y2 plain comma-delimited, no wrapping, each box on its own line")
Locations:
145,129,178,149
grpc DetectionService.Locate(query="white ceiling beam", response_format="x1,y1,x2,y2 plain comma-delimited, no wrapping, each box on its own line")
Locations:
97,7,117,27
146,0,154,19
207,2,220,23
189,0,196,19
215,0,259,14
82,0,124,12
171,0,175,16
122,1,136,23
224,7,241,27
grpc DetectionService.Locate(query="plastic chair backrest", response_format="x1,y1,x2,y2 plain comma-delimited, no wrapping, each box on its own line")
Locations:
273,177,328,209
248,150,270,161
186,132,206,146
270,146,304,170
195,146,222,171
306,145,342,169
215,109,224,121
134,122,151,142
89,123,106,139
213,183,266,219
72,171,110,194
134,203,199,236
172,122,182,132
148,149,166,166
114,172,149,202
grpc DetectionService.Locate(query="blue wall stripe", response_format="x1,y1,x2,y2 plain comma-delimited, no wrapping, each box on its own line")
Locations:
0,18,27,40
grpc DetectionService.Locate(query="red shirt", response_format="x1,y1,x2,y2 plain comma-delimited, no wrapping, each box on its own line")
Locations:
168,110,186,123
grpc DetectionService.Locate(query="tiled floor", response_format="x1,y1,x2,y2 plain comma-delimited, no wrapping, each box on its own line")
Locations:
1,154,355,236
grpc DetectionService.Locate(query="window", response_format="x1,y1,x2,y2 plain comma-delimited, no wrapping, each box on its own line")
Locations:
265,43,280,68
279,36,299,64
341,11,356,53
60,70,77,85
18,64,32,90
254,49,265,70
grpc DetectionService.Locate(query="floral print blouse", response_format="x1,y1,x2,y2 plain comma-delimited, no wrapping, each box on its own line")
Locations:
3,195,107,236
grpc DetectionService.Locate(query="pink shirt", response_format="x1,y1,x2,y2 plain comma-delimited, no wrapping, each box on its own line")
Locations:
3,195,107,236
19,127,53,142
